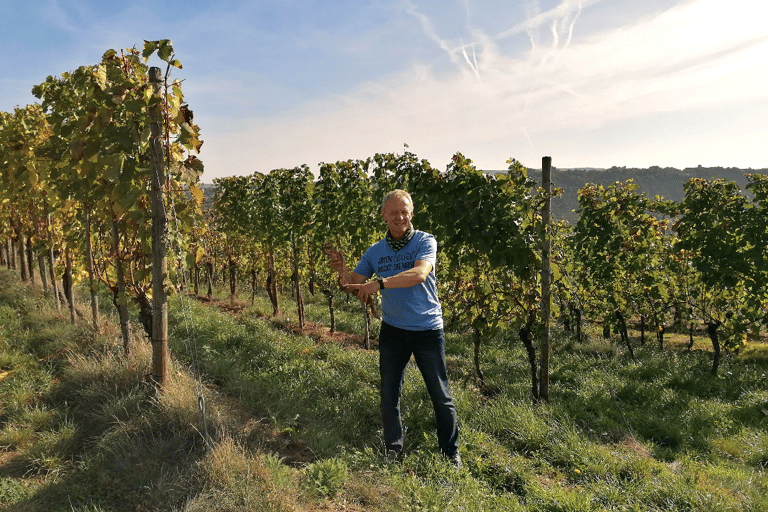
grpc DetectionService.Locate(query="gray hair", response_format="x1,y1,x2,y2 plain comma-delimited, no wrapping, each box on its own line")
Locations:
380,189,413,212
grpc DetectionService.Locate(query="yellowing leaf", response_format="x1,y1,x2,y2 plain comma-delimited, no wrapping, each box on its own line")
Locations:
189,184,204,205
94,64,108,90
195,246,206,265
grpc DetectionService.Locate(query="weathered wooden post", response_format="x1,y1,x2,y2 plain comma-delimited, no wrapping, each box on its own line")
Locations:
149,66,169,388
540,156,552,403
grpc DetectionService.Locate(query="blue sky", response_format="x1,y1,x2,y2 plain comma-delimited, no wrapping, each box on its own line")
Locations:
2,0,767,181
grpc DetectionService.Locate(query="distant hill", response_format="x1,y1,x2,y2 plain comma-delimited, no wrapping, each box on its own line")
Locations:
488,166,767,224
201,183,216,211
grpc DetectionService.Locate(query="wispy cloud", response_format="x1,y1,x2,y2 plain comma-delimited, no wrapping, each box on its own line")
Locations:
404,0,457,59
496,0,599,47
563,1,581,49
409,0,591,79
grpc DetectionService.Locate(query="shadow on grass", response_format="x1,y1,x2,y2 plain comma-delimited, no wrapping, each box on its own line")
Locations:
1,341,208,512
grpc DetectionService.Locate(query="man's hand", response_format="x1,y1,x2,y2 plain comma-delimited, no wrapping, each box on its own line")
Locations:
342,281,380,306
324,242,380,319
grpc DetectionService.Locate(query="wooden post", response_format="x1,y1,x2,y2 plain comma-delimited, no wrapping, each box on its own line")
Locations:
149,66,169,388
540,156,552,403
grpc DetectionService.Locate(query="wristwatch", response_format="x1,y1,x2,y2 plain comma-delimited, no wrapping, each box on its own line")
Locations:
377,278,385,290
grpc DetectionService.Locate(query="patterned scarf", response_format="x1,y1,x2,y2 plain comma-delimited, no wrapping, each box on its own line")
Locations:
386,225,415,252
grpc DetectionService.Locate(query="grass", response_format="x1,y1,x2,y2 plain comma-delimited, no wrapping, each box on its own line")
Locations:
1,268,767,511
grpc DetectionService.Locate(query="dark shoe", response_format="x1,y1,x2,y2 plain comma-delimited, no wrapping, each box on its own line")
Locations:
385,449,400,462
447,451,462,467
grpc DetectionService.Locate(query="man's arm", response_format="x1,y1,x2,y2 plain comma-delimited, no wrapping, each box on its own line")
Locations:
378,259,432,289
343,259,432,304
339,268,368,286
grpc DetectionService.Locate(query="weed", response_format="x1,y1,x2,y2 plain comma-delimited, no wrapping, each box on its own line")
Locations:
186,438,295,512
303,456,349,497
0,476,29,503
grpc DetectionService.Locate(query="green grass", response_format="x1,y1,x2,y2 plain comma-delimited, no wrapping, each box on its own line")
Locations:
1,269,767,511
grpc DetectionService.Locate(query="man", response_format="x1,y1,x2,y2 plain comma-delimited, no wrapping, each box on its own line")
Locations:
330,189,460,465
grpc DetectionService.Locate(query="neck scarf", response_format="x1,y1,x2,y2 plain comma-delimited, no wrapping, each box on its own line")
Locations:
386,225,415,252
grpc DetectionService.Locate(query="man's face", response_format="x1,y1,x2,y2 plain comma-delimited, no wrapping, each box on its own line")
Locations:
381,196,413,240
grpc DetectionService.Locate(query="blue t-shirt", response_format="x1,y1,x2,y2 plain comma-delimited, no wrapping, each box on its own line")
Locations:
354,230,443,331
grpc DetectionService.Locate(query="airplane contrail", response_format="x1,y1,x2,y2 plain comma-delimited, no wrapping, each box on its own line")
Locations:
450,0,600,54
407,0,591,78
460,41,481,79
404,0,458,63
564,1,583,49
552,19,560,49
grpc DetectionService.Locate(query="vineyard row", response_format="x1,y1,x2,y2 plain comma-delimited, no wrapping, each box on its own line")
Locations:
2,41,767,389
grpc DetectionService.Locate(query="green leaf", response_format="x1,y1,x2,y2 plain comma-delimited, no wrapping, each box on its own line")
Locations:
142,40,158,60
551,262,562,281
489,252,506,268
157,40,174,62
105,164,121,183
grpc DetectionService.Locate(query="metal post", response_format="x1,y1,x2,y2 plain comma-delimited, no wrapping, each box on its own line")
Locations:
540,156,552,403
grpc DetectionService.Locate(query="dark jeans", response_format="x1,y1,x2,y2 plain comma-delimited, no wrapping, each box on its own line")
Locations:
379,321,459,457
